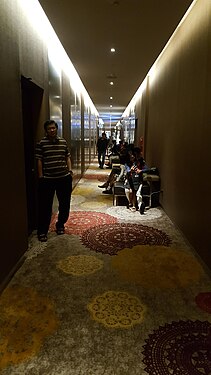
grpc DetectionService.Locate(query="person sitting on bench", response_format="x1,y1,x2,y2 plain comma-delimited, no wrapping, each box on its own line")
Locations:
124,155,145,211
98,143,128,194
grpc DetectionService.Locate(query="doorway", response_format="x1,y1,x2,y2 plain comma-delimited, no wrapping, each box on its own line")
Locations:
21,76,44,235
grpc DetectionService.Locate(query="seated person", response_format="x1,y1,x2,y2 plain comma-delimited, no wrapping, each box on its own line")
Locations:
106,140,128,168
124,155,146,211
98,145,128,194
98,163,127,194
105,140,119,168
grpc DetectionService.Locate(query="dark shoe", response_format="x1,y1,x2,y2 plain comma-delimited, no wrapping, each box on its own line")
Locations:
140,202,145,215
98,183,108,188
102,189,112,194
57,228,65,235
38,234,47,242
56,222,65,235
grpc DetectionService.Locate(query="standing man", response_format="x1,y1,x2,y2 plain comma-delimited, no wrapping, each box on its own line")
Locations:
96,132,108,168
35,120,73,242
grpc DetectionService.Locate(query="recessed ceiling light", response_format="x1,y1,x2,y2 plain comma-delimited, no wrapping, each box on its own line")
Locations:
110,48,115,53
110,105,113,108
110,81,114,85
110,96,113,100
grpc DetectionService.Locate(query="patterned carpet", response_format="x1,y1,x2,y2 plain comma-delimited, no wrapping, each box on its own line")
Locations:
142,320,211,374
0,159,211,374
81,223,171,255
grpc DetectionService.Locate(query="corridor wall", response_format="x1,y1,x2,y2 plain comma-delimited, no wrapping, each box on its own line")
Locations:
0,0,98,287
127,0,211,269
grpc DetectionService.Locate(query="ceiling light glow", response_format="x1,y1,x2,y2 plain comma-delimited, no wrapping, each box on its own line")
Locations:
19,0,99,117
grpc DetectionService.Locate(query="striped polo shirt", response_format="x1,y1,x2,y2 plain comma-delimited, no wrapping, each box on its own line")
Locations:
35,136,71,178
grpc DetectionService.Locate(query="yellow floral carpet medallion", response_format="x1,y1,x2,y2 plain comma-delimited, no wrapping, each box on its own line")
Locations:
111,245,205,288
0,286,58,370
80,201,107,210
57,255,103,276
73,186,94,196
87,290,146,328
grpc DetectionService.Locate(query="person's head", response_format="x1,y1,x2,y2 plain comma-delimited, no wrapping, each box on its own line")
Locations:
133,147,141,156
102,132,106,138
137,157,145,169
44,120,58,139
125,152,135,166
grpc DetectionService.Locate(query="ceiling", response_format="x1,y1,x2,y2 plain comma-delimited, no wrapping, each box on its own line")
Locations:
38,0,193,126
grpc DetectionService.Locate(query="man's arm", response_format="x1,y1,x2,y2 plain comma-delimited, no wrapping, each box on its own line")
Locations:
37,159,43,178
66,156,73,174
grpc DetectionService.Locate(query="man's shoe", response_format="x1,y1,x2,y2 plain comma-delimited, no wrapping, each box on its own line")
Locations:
98,183,108,188
57,228,65,235
38,234,47,242
140,202,145,215
102,189,112,194
56,222,65,235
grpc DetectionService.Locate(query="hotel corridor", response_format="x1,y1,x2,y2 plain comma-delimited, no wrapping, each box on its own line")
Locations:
0,159,211,374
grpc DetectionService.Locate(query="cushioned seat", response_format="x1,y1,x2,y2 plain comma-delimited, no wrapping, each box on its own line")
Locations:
142,174,160,208
113,181,126,205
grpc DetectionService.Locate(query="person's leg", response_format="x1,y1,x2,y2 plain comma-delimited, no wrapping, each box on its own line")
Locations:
125,188,133,208
102,170,114,193
98,152,101,167
116,164,125,182
136,184,143,208
101,151,106,168
107,170,115,184
136,184,145,214
130,190,137,211
37,178,55,239
109,173,116,188
56,175,72,233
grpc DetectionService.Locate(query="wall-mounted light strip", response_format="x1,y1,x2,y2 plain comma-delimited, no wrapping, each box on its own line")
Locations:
19,0,99,117
121,0,197,121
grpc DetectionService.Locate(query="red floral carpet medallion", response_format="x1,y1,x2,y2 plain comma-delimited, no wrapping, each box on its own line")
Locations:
195,292,211,314
81,223,171,255
142,320,211,375
50,211,117,235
